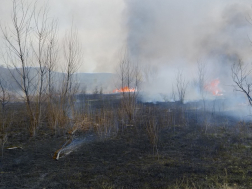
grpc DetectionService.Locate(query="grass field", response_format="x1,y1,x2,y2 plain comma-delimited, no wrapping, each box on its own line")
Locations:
0,97,252,188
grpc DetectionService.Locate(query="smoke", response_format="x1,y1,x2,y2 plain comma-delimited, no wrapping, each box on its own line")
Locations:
123,0,252,101
125,0,252,63
1,0,252,103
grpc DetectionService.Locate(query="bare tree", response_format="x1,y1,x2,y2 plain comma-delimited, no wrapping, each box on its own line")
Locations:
32,3,59,131
62,27,81,98
197,61,211,133
1,0,38,136
176,70,188,104
231,60,252,105
1,0,61,136
46,21,58,97
197,61,207,111
49,26,82,133
33,4,49,100
117,51,140,125
61,26,81,117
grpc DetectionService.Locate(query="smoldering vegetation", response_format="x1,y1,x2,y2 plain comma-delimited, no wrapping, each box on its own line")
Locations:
2,0,252,188
2,91,252,188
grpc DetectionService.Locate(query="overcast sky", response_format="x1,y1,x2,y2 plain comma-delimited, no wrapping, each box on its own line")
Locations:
0,0,252,74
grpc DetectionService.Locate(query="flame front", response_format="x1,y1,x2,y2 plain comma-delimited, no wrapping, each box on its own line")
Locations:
113,86,136,93
204,79,223,96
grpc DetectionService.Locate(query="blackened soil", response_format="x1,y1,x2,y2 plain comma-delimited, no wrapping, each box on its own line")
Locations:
1,123,252,188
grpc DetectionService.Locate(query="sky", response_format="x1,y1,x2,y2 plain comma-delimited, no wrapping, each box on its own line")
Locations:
1,0,252,100
0,0,126,73
0,0,252,73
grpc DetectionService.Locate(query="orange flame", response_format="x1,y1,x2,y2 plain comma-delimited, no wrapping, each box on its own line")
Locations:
113,86,136,93
204,79,223,96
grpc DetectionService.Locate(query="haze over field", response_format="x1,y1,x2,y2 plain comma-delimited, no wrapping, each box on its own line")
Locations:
1,0,252,100
2,2,252,188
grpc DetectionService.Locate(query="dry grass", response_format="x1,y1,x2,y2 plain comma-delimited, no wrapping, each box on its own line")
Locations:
2,98,252,188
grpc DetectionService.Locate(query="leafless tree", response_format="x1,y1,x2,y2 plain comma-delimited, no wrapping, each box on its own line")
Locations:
197,61,212,133
49,26,82,133
1,0,61,136
46,21,58,97
197,61,207,111
33,4,49,99
42,21,59,132
62,27,81,98
231,60,252,106
117,51,140,124
62,26,81,115
32,3,59,131
176,70,188,104
1,0,38,136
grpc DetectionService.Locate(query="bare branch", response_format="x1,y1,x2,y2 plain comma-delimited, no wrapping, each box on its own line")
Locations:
231,60,252,106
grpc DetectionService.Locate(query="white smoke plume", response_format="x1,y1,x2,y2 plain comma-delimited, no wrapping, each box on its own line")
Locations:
123,0,252,101
1,0,252,102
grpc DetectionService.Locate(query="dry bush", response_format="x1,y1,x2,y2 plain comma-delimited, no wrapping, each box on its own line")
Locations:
115,99,135,132
146,116,159,156
120,91,138,124
170,103,188,128
116,103,127,129
144,106,162,157
92,108,119,140
46,102,69,135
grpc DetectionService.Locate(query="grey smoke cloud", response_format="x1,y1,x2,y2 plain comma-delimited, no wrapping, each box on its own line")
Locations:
123,0,252,101
0,0,252,79
125,0,252,65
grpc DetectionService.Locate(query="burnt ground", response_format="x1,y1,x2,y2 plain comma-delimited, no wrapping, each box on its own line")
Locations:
1,106,252,188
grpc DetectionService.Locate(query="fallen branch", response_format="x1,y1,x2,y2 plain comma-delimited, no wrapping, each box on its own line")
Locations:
53,119,86,160
7,146,23,150
53,138,72,160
